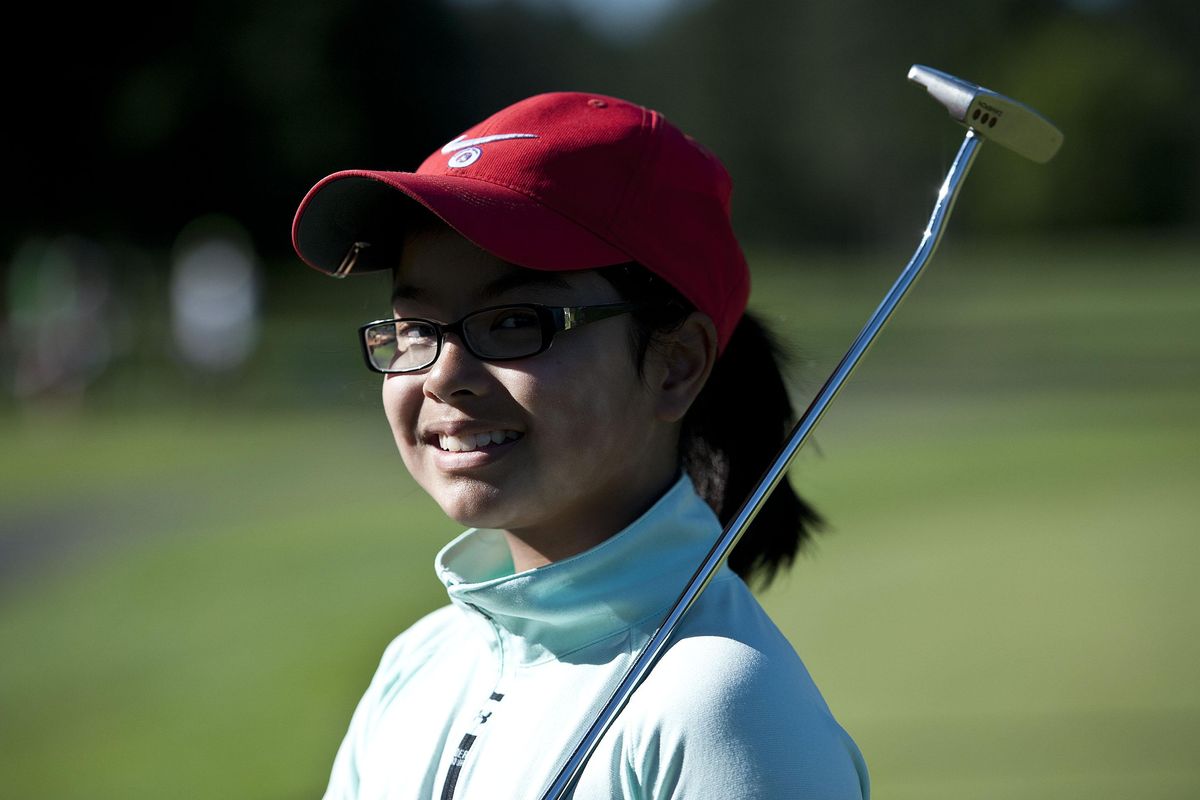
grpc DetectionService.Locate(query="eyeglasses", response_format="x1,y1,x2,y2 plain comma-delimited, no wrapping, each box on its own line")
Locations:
358,302,639,374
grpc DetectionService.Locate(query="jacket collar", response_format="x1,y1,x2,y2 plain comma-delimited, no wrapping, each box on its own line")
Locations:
435,474,729,667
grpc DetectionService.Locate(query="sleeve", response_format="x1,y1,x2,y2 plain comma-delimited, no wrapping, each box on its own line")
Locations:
321,687,369,799
321,632,413,800
321,605,460,800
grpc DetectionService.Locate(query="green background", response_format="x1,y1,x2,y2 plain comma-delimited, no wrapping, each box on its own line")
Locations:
4,0,1200,796
4,233,1197,798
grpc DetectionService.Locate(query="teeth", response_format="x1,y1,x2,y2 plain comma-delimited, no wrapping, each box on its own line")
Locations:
438,430,521,452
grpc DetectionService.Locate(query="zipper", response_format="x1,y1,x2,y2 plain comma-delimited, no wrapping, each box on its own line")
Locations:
440,601,507,800
439,690,505,800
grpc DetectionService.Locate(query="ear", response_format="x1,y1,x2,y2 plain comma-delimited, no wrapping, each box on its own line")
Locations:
649,312,719,423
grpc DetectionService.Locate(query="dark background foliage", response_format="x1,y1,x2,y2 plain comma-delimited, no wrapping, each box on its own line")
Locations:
5,0,1196,264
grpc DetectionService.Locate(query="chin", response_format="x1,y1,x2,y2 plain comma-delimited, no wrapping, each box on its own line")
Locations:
430,480,514,530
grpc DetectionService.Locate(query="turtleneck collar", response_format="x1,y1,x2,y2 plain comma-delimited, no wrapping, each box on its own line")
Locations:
434,474,731,667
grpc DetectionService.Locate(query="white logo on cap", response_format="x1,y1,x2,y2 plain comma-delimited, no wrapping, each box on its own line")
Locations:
441,133,538,168
448,147,482,168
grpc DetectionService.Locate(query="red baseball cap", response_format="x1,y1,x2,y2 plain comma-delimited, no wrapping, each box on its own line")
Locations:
291,91,750,349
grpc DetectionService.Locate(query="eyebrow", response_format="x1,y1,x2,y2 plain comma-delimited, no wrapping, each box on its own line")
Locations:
391,267,574,304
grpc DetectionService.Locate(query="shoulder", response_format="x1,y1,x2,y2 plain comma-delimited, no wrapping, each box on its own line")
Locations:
345,604,485,732
374,603,467,673
631,576,838,726
612,574,869,799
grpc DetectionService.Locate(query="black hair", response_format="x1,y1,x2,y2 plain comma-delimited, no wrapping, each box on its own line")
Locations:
596,264,824,589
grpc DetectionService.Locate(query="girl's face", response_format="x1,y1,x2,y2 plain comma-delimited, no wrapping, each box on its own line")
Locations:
382,224,681,568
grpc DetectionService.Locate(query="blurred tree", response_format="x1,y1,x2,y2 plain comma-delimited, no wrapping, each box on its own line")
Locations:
4,0,468,261
959,1,1199,232
3,0,1196,267
613,0,1199,243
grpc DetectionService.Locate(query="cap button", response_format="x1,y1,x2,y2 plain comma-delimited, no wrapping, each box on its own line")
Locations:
587,98,607,108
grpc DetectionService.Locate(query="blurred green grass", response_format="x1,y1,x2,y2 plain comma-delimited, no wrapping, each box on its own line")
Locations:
1,234,1197,798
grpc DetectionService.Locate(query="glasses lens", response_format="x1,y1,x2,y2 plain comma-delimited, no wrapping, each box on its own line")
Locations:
366,320,438,372
463,306,545,359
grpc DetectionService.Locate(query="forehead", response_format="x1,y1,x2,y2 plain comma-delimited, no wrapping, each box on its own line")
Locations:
391,225,609,309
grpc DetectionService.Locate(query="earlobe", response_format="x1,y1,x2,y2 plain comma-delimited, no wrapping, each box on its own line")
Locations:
654,312,718,423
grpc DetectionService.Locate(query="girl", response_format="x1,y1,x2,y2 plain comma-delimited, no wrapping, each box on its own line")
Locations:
292,91,869,799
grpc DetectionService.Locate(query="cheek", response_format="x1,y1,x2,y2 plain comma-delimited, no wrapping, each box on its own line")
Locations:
381,375,422,450
522,349,650,441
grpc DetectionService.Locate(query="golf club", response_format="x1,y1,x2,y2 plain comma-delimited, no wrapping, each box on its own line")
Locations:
537,64,1064,800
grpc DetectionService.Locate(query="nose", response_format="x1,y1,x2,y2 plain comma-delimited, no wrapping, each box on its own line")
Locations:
422,331,491,401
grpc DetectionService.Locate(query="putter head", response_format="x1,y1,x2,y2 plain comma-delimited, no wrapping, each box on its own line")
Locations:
908,64,1063,163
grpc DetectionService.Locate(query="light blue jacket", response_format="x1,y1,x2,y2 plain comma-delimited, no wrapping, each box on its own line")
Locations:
323,475,869,799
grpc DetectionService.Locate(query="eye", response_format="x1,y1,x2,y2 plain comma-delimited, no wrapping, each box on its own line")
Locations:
490,308,539,331
396,320,437,340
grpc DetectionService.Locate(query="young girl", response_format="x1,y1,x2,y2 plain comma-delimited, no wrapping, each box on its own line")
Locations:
292,91,869,799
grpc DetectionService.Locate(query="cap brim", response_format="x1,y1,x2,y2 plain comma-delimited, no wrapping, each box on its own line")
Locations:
292,170,633,276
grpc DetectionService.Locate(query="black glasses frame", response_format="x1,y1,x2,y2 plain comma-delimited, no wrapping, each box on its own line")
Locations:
358,302,641,374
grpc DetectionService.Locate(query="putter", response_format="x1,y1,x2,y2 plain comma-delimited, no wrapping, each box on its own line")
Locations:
538,64,1063,800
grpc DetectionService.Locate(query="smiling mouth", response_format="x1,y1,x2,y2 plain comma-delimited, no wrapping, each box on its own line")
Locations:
437,430,522,453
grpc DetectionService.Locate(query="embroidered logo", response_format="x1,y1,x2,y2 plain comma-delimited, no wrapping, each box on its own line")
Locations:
441,133,538,168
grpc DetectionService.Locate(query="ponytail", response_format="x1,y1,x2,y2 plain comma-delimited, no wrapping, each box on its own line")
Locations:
598,264,824,588
684,313,824,587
